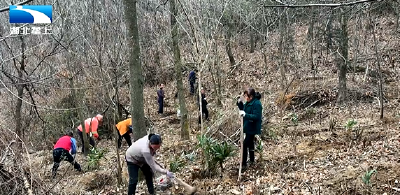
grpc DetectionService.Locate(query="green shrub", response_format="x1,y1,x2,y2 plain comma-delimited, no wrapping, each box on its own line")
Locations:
169,156,186,172
87,147,106,170
196,134,235,175
210,141,235,172
290,113,298,126
362,169,377,185
345,119,357,130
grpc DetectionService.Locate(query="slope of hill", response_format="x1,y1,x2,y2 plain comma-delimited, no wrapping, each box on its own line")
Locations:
6,6,400,195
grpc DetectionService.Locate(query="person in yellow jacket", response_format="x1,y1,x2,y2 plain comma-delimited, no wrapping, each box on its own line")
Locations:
116,118,133,148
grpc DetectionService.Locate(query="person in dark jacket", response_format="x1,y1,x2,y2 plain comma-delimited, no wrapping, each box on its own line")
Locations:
157,84,165,114
238,88,263,170
198,88,209,124
52,131,82,179
237,91,261,110
188,70,196,95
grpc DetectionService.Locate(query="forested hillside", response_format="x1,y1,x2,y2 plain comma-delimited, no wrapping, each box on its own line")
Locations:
0,0,399,194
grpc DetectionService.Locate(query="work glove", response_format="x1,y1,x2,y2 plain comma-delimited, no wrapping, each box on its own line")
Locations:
237,96,242,104
239,110,246,117
166,171,175,178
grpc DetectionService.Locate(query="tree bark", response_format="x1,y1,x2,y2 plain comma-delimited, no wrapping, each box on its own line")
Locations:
250,28,255,53
114,69,122,185
308,8,316,89
79,106,90,156
225,19,236,66
213,41,222,106
170,0,189,140
278,8,287,90
123,0,147,139
326,10,333,55
370,9,384,119
337,8,348,104
15,36,25,143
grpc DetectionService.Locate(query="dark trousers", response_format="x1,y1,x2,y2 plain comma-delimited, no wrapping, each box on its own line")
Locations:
52,148,81,178
198,106,209,124
189,81,195,94
118,130,132,148
242,134,255,166
77,129,95,153
158,99,164,114
127,161,154,195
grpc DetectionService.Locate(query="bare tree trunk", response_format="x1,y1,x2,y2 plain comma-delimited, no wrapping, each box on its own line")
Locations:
79,105,90,156
326,9,333,56
394,1,399,31
337,8,348,104
352,14,361,82
308,8,316,89
15,36,25,143
170,0,189,140
113,69,122,185
211,41,222,106
123,0,147,139
278,8,287,90
370,10,384,119
225,20,236,66
250,28,255,53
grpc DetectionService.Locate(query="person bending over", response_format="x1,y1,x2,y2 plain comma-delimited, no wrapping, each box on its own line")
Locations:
125,134,174,195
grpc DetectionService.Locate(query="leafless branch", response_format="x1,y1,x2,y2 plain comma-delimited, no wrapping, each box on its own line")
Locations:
0,0,34,13
264,0,377,8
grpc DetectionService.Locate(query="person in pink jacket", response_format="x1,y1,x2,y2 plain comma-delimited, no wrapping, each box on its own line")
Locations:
76,114,103,153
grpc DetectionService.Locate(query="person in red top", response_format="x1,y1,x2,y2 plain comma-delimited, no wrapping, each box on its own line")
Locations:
52,131,82,179
77,114,103,153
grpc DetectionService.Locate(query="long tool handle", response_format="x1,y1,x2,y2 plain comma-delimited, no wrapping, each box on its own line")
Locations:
238,116,244,181
156,161,197,195
174,177,197,195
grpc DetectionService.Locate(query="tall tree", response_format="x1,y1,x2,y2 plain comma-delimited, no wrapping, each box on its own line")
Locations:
278,8,288,90
15,36,26,142
123,0,147,139
170,0,190,140
337,8,349,103
370,8,384,119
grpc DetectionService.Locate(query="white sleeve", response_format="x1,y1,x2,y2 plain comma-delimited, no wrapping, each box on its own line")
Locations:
143,152,167,174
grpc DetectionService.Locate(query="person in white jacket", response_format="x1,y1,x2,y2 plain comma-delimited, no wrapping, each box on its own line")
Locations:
125,134,174,195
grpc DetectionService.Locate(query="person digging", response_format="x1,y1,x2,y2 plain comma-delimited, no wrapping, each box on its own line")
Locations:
52,130,82,179
125,134,175,195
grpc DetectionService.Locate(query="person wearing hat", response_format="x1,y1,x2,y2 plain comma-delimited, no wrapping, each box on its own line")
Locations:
77,114,103,153
115,117,133,148
52,130,82,179
125,134,174,195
